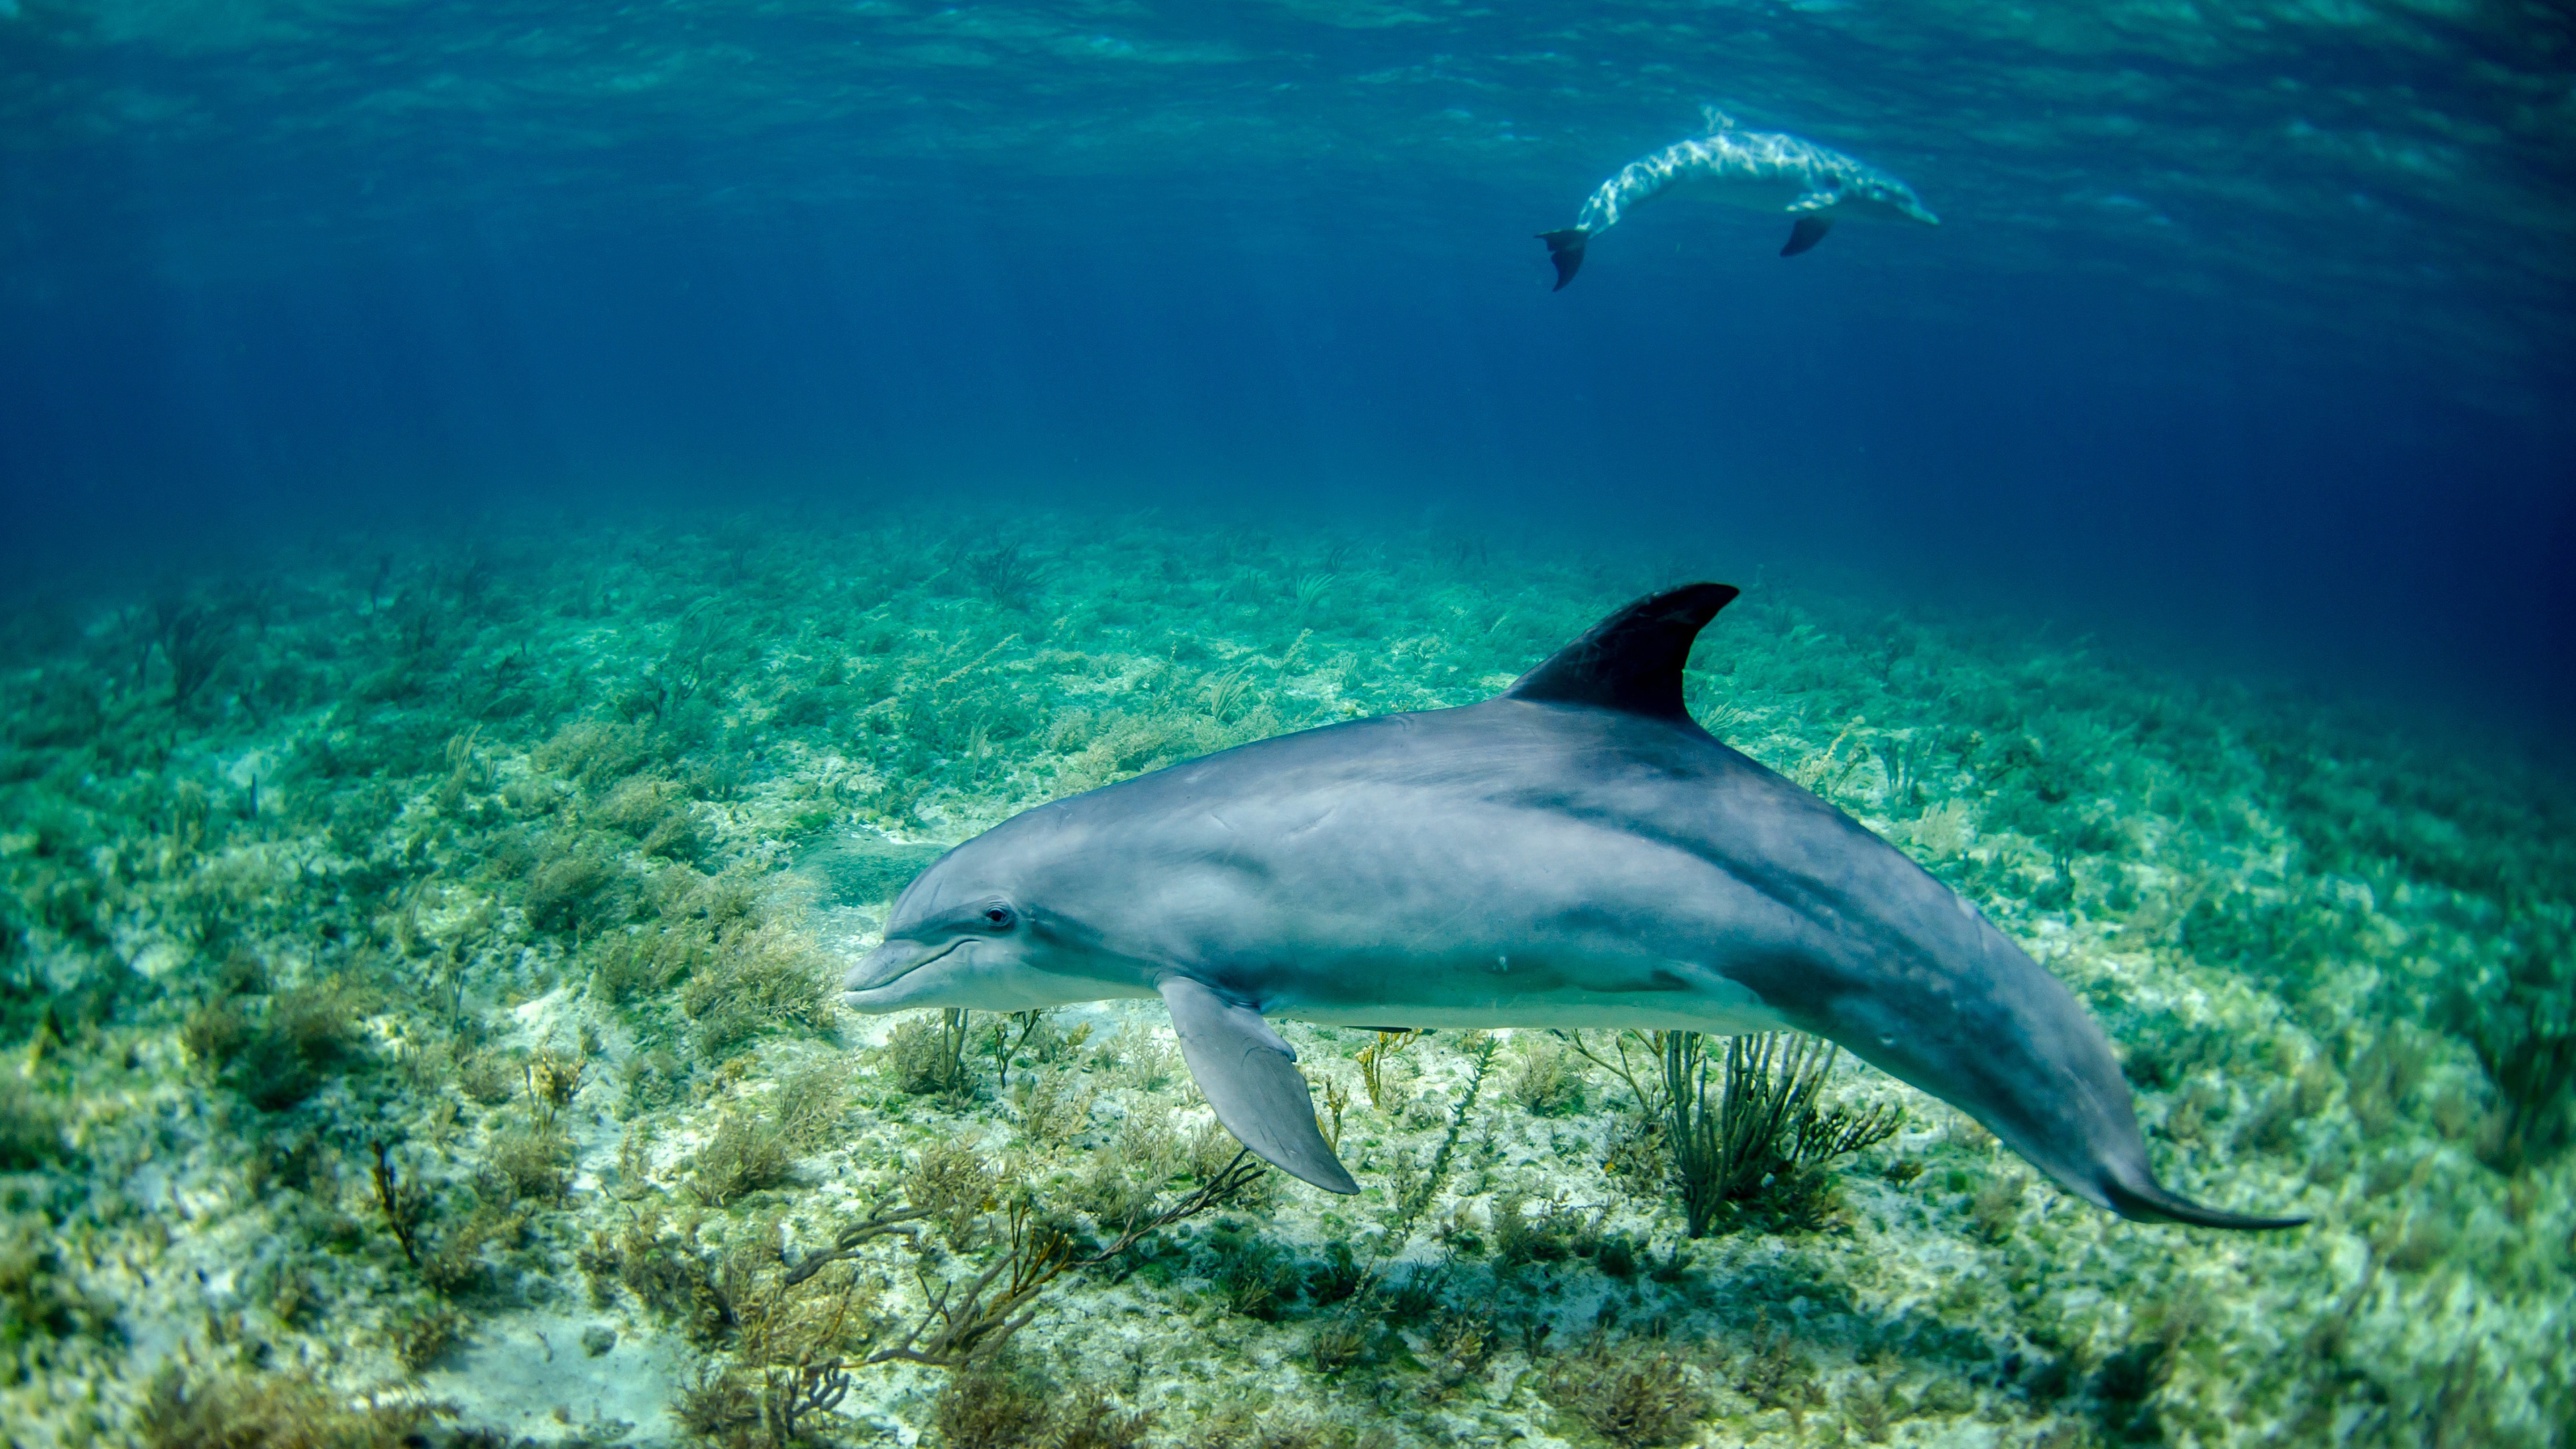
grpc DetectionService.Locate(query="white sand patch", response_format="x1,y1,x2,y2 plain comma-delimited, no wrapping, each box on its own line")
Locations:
420,1308,694,1444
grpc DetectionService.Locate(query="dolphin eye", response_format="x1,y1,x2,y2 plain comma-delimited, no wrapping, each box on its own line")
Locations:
982,905,1016,928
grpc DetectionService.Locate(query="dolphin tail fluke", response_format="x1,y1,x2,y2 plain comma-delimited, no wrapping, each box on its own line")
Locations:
1161,976,1360,1194
2101,1173,2307,1231
1537,228,1589,290
1782,215,1835,256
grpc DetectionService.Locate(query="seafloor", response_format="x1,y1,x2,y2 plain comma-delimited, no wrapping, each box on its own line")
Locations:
0,513,2566,1448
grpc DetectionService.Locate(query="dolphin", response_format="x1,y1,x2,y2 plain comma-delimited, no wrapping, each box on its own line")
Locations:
1538,111,1940,289
843,585,2302,1230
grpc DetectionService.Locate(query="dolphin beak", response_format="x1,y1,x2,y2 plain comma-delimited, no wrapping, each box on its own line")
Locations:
843,937,962,1001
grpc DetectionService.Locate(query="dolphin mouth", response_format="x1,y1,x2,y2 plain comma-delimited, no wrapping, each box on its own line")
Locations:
843,936,969,996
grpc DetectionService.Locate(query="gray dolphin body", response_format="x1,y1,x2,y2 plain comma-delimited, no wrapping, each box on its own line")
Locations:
1539,115,1939,289
844,586,2300,1230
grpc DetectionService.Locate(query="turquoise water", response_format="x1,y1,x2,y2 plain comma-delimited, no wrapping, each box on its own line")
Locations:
7,3,2571,717
1,2,2572,1445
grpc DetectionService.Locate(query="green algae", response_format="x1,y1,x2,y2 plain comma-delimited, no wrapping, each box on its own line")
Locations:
0,512,2566,1448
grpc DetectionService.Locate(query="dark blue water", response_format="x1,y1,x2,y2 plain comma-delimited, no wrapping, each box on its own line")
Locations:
4,1,2571,731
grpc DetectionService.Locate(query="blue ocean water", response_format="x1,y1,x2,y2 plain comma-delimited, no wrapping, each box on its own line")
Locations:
3,0,2571,730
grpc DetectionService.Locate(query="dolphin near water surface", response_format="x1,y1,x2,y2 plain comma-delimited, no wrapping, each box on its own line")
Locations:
844,585,2301,1230
1539,112,1940,289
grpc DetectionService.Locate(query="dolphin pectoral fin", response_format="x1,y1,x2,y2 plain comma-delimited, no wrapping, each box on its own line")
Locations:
2102,1174,2308,1231
1537,229,1589,290
1160,977,1360,1194
1782,216,1835,256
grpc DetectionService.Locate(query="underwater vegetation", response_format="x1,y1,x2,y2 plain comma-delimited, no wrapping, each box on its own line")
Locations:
0,510,2567,1446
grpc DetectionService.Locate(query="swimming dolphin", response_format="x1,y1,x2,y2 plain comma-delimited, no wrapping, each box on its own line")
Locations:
1538,111,1939,289
843,585,2301,1230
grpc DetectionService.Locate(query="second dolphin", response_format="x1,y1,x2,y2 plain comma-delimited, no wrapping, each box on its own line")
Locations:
1540,111,1939,289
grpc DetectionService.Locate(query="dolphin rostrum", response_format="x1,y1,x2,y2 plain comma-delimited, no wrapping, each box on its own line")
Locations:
1538,111,1940,290
844,585,2302,1230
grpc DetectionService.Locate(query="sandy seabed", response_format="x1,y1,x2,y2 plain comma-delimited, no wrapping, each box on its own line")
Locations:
0,510,2565,1448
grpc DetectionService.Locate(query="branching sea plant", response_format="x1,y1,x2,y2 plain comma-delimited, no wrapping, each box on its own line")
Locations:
626,598,745,722
909,1140,1000,1249
1507,1032,1585,1116
1546,1343,1709,1448
182,979,368,1112
1318,1075,1350,1150
2467,998,2576,1175
1875,731,1927,809
1356,1028,1421,1113
2476,1024,2576,1173
1395,1030,1499,1226
150,596,234,714
874,1152,1267,1368
1012,1067,1095,1148
687,1111,799,1208
138,1364,450,1449
987,1009,1052,1091
1659,1030,1904,1237
887,1007,979,1102
680,918,836,1057
1564,1028,1672,1120
0,1077,68,1173
782,1201,939,1288
674,1214,898,1446
965,541,1051,611
1291,572,1334,626
370,1141,427,1268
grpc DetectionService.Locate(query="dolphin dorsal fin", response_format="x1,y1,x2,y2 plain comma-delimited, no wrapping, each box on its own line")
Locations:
1504,582,1739,720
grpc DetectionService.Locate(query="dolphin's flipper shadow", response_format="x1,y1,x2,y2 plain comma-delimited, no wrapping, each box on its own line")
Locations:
1782,215,1835,256
1160,977,1360,1194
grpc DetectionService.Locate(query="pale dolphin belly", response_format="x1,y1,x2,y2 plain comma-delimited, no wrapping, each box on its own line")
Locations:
1277,987,1786,1034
